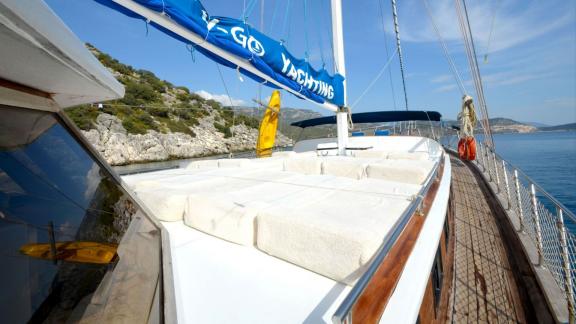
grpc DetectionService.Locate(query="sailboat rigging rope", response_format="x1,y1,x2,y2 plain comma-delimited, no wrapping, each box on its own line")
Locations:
421,0,467,96
484,0,501,63
455,0,494,147
215,62,236,139
257,0,264,108
390,0,409,111
281,0,292,43
314,0,327,67
377,0,398,111
270,0,281,34
350,48,398,109
242,0,259,21
303,0,311,62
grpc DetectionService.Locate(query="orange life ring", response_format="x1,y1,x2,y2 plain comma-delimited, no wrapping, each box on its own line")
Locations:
458,136,476,161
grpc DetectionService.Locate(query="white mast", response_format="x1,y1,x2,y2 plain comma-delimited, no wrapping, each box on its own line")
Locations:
331,0,349,155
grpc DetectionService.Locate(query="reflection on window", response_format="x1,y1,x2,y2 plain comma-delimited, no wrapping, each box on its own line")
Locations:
431,246,444,313
0,106,153,323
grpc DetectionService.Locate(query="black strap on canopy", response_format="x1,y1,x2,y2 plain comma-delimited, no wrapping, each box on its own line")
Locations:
290,110,442,128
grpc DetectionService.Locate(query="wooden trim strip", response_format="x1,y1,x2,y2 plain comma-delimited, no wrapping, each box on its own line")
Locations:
350,157,446,323
0,77,52,99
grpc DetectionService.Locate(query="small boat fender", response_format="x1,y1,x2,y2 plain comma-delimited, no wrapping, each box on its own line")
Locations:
458,136,476,161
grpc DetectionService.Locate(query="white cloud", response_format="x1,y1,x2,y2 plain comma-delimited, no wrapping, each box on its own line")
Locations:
434,84,458,93
396,0,573,53
431,74,453,84
195,90,246,107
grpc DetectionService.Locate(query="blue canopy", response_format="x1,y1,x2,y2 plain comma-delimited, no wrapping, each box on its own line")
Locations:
95,0,345,106
291,110,442,128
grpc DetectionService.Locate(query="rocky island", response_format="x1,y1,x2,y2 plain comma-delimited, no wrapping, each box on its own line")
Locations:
66,45,291,165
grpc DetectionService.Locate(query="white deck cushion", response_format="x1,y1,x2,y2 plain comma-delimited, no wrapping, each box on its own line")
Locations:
283,157,323,175
271,151,296,158
352,150,388,159
135,189,188,222
217,158,251,168
249,157,285,170
366,160,435,185
184,195,257,246
256,190,411,285
322,159,366,180
186,159,219,169
386,151,430,161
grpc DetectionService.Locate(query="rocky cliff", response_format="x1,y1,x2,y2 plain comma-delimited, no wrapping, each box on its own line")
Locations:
83,112,291,165
65,45,291,165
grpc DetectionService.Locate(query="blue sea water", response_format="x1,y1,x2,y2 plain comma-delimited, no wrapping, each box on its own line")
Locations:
492,131,576,216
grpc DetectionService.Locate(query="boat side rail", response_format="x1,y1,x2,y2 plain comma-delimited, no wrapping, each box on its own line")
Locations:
445,136,576,321
331,152,445,324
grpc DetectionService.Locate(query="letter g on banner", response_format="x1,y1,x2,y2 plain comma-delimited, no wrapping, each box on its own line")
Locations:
231,27,265,56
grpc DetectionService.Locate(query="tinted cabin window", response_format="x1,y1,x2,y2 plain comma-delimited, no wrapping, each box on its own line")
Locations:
432,246,444,311
0,106,160,323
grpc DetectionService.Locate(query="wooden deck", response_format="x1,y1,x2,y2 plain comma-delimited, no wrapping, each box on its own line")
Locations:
448,156,528,323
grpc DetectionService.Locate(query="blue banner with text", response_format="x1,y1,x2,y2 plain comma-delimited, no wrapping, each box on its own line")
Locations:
98,0,345,106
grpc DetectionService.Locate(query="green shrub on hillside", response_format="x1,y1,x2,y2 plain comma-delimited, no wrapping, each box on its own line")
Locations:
65,105,99,130
177,111,200,126
121,81,160,106
148,107,170,118
236,114,260,129
206,99,221,110
176,86,190,94
214,122,232,138
218,108,259,130
176,92,190,103
158,117,196,137
138,69,168,93
163,80,174,90
122,119,148,134
96,52,134,76
189,92,204,102
69,44,264,139
102,105,131,116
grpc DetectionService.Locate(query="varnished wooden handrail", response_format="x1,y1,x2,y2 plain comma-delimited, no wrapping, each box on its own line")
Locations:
332,153,446,324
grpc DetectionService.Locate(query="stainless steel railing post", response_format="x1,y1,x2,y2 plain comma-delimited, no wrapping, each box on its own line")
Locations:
557,208,576,322
502,160,512,210
480,144,486,172
493,151,501,192
478,143,485,172
514,170,525,232
486,148,493,181
531,183,544,266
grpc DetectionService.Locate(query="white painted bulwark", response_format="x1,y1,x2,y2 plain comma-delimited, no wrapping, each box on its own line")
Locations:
379,155,451,323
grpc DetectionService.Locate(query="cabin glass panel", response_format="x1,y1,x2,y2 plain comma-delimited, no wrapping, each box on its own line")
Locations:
432,246,444,311
0,105,161,323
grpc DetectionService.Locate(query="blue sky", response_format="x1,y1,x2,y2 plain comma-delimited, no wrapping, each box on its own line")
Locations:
46,0,575,125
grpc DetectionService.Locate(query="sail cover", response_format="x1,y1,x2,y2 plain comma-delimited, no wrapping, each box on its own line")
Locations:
291,111,442,128
95,0,345,107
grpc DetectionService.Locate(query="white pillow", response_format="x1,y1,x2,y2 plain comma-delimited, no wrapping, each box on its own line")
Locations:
184,195,257,246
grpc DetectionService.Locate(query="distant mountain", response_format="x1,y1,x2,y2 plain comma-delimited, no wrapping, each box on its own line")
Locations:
523,121,550,128
232,106,323,125
232,106,334,140
443,118,538,134
539,123,576,132
488,118,538,133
